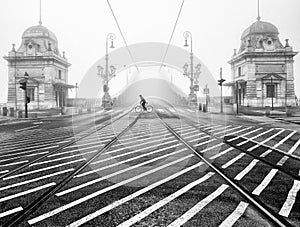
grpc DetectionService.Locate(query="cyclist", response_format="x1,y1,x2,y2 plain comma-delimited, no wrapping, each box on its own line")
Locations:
139,95,147,111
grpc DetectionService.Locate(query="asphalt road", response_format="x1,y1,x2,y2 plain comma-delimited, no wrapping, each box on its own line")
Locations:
0,105,299,226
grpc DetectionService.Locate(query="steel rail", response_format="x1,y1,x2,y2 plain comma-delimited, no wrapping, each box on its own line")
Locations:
0,110,131,179
4,113,141,227
155,110,292,227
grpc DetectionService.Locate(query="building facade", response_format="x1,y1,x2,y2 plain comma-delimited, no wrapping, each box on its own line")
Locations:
227,18,298,108
3,23,73,110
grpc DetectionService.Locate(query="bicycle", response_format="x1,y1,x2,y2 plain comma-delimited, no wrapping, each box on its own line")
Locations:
135,102,153,113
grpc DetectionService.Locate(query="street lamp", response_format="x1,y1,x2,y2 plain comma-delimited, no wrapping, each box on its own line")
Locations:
21,72,29,118
182,31,201,107
97,33,116,110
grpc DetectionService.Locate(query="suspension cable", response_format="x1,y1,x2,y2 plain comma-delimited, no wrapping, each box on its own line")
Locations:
159,0,185,70
106,0,140,72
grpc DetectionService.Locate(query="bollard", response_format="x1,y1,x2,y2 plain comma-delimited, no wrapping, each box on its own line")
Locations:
9,107,14,117
30,113,38,119
202,104,206,112
2,107,8,116
199,103,202,111
18,110,22,118
286,106,292,117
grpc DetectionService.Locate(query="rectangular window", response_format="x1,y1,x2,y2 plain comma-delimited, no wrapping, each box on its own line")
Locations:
58,70,62,79
266,84,275,98
27,87,35,101
238,67,241,77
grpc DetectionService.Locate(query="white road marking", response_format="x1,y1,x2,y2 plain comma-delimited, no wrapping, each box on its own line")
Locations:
81,144,182,176
247,129,285,151
0,170,9,174
28,155,197,225
277,138,300,166
0,169,73,191
227,128,263,142
222,126,252,137
210,125,233,133
278,180,300,217
260,149,273,157
167,184,229,227
15,125,39,132
252,169,278,195
0,206,23,218
209,147,234,160
236,128,274,146
3,159,84,180
0,182,55,202
117,173,215,227
0,160,29,167
169,108,176,112
234,159,259,180
221,153,245,169
219,201,249,227
58,148,188,196
198,143,223,153
259,130,296,158
214,125,243,136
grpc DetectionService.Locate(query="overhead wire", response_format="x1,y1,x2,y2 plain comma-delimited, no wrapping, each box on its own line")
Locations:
159,0,185,71
106,0,140,72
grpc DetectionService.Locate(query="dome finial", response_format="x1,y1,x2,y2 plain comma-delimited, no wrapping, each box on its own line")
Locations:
38,0,42,25
257,0,261,21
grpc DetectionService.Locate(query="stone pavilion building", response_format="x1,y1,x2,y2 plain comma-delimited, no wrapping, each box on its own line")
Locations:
226,16,298,108
3,22,73,110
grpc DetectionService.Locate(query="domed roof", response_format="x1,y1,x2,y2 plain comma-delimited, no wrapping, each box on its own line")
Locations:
22,24,58,42
241,20,279,39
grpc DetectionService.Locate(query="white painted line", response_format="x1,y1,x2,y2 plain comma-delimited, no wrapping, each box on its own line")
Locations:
28,155,197,225
259,130,296,158
214,125,243,136
221,153,245,169
210,125,233,133
117,172,215,227
252,169,278,195
91,143,182,168
0,170,9,174
227,128,263,142
0,145,59,158
3,159,85,180
0,169,73,191
169,108,176,112
277,138,300,166
236,128,274,146
167,184,229,227
15,125,39,132
30,153,88,166
219,201,249,227
279,180,300,217
234,159,259,180
58,148,187,196
187,109,194,112
0,206,23,218
209,147,234,160
0,160,29,167
0,182,55,202
198,143,223,153
193,138,216,146
260,149,273,157
247,129,285,151
220,126,252,137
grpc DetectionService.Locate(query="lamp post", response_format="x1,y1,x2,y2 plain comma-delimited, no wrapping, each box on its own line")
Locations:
182,31,201,107
23,72,29,118
97,33,116,110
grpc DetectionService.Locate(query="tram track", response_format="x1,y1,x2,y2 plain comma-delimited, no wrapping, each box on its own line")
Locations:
155,110,292,227
2,111,141,227
0,110,130,179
